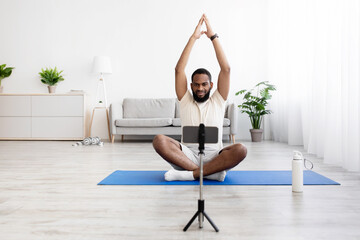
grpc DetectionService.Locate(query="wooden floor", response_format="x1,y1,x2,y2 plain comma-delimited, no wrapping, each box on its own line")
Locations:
0,139,359,240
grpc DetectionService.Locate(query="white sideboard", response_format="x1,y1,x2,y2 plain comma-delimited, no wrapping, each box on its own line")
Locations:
0,93,85,140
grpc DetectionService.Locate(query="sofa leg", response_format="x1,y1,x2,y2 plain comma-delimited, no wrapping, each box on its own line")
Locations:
111,135,115,143
121,135,124,142
232,134,235,144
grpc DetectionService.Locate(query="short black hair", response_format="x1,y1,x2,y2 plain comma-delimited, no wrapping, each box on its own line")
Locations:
191,68,212,83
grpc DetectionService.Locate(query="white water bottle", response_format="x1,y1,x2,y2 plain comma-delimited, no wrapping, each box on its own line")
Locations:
292,151,304,193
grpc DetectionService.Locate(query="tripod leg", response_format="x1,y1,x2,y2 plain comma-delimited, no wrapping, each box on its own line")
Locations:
198,212,204,228
198,200,205,228
183,211,200,232
203,211,219,232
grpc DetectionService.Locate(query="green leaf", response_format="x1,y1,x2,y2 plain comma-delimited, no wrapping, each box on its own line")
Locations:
241,110,253,116
235,89,247,95
244,92,252,99
255,81,268,87
239,105,251,110
256,104,265,111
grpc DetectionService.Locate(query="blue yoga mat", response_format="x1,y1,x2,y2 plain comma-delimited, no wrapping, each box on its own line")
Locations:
98,170,340,185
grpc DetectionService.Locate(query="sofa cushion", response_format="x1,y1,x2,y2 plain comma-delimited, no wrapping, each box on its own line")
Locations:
115,118,173,127
123,98,175,118
223,118,230,127
172,118,181,127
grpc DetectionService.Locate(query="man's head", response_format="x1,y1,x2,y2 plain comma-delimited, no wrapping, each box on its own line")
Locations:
191,68,213,103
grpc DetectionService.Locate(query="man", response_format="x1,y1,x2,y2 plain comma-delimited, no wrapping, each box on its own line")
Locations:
153,14,247,181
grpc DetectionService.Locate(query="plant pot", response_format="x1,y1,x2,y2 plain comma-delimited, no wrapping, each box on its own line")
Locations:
0,86,3,93
48,86,56,93
250,129,263,142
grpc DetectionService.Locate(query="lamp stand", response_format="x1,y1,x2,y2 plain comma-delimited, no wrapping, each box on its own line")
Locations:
88,73,111,141
95,73,108,108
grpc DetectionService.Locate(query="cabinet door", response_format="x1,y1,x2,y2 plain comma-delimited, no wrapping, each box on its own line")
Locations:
32,117,84,138
32,96,84,117
0,96,31,116
0,117,31,138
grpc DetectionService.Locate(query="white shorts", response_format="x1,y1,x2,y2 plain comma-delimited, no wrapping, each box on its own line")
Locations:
170,143,223,170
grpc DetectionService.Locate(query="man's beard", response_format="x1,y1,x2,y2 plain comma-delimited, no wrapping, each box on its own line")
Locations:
192,89,211,103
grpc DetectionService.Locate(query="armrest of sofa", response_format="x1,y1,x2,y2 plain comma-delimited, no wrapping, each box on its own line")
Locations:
226,103,238,135
109,102,123,135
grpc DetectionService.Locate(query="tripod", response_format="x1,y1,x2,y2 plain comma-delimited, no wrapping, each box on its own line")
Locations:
183,124,219,232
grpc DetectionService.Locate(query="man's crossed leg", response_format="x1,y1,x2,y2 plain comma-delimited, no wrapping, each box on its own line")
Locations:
153,134,247,182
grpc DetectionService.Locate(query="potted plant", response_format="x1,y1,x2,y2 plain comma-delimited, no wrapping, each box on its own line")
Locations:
39,67,64,93
0,64,15,93
236,81,276,142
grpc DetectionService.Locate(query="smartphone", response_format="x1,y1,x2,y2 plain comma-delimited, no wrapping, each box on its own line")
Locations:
182,126,218,144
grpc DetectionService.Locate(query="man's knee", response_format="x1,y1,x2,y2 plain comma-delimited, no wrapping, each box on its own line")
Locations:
152,134,167,150
232,143,247,163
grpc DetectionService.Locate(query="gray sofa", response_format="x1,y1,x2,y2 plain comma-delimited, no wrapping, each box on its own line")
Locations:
109,98,237,143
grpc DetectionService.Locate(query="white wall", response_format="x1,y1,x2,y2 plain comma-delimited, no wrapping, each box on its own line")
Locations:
0,0,267,140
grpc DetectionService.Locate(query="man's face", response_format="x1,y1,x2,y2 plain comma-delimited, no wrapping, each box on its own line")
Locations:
191,74,213,102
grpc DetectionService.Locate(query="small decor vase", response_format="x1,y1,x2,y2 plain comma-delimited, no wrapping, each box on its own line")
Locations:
48,86,56,93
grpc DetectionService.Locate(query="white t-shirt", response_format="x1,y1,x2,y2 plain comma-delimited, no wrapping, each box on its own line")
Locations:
179,89,226,150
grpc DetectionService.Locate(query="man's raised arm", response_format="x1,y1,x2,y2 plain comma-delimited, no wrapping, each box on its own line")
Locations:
175,16,204,101
203,15,231,100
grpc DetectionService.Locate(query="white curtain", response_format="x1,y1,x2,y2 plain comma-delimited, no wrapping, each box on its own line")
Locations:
267,0,360,171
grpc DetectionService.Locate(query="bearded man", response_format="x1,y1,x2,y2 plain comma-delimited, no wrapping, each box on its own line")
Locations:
152,14,247,181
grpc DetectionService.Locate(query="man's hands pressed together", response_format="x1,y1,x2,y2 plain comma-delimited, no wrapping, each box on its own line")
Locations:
191,14,215,40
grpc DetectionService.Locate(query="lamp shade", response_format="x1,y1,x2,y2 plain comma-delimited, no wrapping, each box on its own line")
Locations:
92,56,112,74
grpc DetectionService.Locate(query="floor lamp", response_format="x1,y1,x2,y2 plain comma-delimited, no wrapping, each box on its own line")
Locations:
89,56,112,141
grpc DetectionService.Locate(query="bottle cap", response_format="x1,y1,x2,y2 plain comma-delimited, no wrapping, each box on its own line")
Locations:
293,150,303,160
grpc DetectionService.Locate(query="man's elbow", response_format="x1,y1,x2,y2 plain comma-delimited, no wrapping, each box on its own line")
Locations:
222,66,231,74
175,67,185,75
